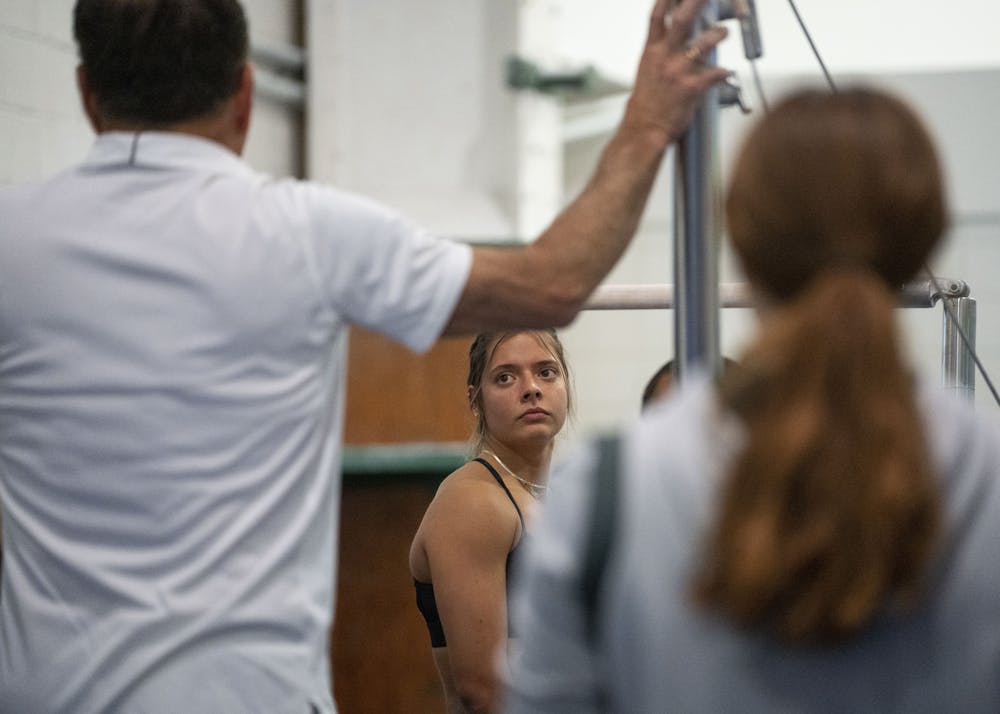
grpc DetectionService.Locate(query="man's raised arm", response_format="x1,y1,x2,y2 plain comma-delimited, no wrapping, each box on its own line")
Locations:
444,0,730,335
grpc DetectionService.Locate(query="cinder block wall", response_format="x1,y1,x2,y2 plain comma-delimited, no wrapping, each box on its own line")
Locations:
0,0,302,184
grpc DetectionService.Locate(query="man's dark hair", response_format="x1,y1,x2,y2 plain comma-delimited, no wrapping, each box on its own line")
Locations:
641,357,737,410
640,360,674,410
73,0,249,126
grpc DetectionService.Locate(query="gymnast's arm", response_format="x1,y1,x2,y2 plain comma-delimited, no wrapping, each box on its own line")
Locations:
424,478,522,713
442,0,729,335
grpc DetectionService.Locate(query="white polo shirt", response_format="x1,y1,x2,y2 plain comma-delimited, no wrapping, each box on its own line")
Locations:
0,132,471,713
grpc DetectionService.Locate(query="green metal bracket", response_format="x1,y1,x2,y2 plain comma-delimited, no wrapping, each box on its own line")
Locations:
506,57,628,99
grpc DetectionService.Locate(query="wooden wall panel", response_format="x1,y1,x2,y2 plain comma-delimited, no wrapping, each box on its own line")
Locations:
332,478,444,713
345,328,473,445
334,326,478,710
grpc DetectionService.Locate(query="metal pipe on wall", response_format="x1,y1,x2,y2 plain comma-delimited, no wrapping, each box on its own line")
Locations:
251,42,306,108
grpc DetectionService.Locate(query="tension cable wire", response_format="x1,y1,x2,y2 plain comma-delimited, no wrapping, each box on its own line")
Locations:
786,0,838,93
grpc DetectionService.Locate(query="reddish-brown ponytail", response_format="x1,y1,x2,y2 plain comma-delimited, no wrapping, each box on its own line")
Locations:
695,270,939,643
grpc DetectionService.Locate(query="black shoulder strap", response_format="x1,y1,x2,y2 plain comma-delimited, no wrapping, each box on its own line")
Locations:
580,434,620,645
473,457,526,531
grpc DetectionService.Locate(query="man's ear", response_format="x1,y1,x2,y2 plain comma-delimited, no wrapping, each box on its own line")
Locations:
76,65,103,133
232,63,254,147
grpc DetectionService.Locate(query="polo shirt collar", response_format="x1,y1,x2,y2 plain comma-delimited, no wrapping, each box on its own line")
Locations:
83,131,255,177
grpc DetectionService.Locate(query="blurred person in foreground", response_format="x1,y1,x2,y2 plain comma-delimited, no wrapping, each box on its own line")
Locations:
505,87,1000,713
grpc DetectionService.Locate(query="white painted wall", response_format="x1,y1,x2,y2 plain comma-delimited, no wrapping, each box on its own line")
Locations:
0,1,89,184
558,0,1000,81
305,0,565,241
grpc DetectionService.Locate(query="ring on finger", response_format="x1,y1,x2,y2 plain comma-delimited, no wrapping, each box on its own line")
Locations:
684,45,703,62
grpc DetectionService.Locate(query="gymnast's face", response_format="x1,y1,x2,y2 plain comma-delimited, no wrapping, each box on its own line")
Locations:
476,333,568,451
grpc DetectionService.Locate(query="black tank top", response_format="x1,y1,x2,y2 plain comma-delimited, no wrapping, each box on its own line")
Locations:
414,458,527,648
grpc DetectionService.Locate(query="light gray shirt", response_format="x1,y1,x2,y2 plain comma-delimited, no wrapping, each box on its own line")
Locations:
506,375,1000,713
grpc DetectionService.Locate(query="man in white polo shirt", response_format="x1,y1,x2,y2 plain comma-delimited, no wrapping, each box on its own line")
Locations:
0,0,728,711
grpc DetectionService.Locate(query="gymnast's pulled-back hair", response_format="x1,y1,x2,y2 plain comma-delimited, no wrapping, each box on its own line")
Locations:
694,87,947,644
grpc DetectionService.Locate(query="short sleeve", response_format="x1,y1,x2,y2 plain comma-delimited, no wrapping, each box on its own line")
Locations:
299,184,472,353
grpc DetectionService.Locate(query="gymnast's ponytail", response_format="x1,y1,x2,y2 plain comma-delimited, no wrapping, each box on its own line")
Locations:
694,87,948,644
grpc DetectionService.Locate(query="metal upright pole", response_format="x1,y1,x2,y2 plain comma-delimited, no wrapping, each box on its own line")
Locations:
942,296,977,400
673,2,722,383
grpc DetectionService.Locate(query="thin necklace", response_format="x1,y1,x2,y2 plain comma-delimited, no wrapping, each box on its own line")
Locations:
481,449,547,499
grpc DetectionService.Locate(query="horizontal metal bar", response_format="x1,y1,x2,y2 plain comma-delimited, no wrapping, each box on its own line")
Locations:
585,283,748,310
908,276,970,304
584,278,970,311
